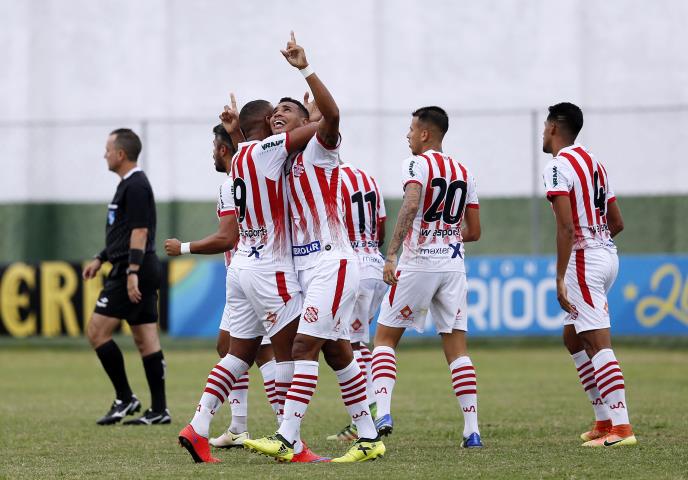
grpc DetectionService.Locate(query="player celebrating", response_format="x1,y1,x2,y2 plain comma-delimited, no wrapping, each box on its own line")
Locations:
542,102,635,447
164,123,280,448
243,32,385,463
327,161,387,441
177,96,323,463
372,106,483,449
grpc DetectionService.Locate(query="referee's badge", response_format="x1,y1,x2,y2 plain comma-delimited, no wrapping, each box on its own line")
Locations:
107,204,118,225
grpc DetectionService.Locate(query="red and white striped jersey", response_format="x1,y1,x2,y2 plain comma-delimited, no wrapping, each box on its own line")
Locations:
544,144,617,250
287,134,355,271
230,133,294,271
399,150,479,272
216,175,236,267
340,162,386,279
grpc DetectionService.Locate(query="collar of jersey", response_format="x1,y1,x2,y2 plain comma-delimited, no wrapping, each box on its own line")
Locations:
122,166,142,180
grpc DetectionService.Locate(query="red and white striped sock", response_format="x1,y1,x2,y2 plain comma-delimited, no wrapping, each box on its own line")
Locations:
371,346,397,418
274,361,294,425
277,360,318,445
228,372,249,433
449,356,480,437
335,360,378,439
571,350,610,421
259,360,280,421
190,354,248,437
591,349,630,426
358,344,375,406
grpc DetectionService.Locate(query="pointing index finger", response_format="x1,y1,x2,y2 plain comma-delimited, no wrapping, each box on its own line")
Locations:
290,30,296,44
230,92,238,110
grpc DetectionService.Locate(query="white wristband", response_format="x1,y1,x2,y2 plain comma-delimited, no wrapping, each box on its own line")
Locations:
180,242,191,255
300,65,314,78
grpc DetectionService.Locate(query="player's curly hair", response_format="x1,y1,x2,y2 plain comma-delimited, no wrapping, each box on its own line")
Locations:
547,102,584,139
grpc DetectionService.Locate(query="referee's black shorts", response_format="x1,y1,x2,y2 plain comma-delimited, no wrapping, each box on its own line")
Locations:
94,254,162,325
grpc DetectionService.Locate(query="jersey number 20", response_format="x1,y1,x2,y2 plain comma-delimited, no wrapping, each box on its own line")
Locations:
423,178,467,224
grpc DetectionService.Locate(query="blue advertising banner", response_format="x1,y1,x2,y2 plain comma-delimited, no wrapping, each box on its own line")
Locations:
168,255,688,338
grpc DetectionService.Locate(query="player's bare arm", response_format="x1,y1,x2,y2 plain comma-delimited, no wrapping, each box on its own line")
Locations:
461,207,481,242
220,92,245,147
165,215,239,256
606,201,624,237
383,183,422,285
551,195,575,313
378,218,387,250
127,227,148,304
281,31,340,147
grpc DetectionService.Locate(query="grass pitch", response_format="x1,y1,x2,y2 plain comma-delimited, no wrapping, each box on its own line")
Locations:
1,338,686,479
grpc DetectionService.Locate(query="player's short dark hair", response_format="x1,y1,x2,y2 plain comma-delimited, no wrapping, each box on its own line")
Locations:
547,102,584,139
110,128,142,161
278,97,309,119
212,124,235,154
412,106,449,136
239,99,273,130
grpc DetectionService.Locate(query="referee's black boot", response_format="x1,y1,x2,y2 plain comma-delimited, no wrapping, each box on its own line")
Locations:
96,395,141,425
123,408,172,425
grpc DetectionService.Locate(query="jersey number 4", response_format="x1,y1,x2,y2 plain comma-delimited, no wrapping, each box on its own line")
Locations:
351,190,377,234
423,178,467,224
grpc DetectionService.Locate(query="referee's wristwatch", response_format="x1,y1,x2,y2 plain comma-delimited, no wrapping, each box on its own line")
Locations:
126,268,139,276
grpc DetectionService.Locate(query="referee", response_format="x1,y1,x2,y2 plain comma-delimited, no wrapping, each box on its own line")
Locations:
82,128,170,426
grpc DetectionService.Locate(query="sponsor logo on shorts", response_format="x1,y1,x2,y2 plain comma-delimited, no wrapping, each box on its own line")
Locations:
96,297,109,308
304,306,319,323
397,305,413,321
265,312,277,325
463,406,476,413
333,318,341,332
351,319,362,331
568,304,579,321
292,241,321,256
455,307,462,321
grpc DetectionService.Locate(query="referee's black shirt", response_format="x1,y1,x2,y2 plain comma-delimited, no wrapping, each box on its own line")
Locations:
102,168,157,263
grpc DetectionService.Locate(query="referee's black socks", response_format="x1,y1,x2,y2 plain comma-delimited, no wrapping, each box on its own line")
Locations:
95,340,134,402
142,350,167,412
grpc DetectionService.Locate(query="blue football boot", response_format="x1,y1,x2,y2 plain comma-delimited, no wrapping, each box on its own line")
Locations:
461,432,483,448
375,414,394,437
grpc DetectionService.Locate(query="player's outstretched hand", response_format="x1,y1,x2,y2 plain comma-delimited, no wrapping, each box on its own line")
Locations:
556,278,572,313
220,93,240,134
383,254,399,286
280,31,308,69
303,91,322,122
164,238,182,256
82,258,102,280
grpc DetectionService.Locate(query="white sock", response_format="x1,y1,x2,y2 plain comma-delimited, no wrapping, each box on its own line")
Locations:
371,346,396,418
591,348,631,426
275,361,294,425
335,360,378,439
228,372,249,433
571,350,610,421
449,356,479,437
359,344,375,407
190,354,248,437
277,360,318,445
259,360,280,421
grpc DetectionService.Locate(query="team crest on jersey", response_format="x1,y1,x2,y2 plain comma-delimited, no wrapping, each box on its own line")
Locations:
351,319,362,331
304,306,318,323
292,155,305,177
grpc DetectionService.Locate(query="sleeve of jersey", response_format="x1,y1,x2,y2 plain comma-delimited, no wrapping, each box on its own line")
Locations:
605,170,616,203
401,157,424,190
543,159,572,201
254,133,289,179
466,174,479,209
303,133,341,167
125,183,151,228
218,177,236,217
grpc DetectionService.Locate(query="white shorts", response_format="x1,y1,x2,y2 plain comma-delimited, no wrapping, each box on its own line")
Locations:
378,270,468,334
564,248,618,333
297,258,360,341
225,266,303,340
350,278,388,344
219,304,271,346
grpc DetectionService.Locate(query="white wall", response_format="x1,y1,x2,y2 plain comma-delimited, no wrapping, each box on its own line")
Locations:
1,0,687,202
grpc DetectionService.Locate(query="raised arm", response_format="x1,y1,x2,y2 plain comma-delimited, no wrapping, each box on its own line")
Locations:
220,93,245,148
281,31,339,147
383,183,422,285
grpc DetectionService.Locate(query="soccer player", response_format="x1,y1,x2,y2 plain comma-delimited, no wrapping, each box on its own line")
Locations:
541,102,636,447
243,32,385,463
83,128,169,426
164,123,279,447
327,161,387,441
177,96,323,463
372,107,484,448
